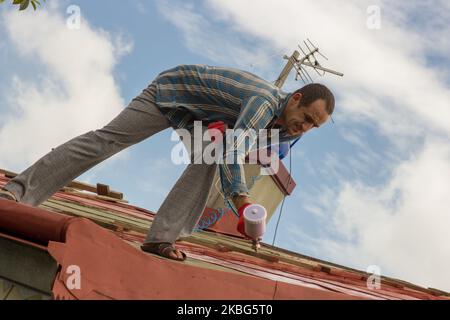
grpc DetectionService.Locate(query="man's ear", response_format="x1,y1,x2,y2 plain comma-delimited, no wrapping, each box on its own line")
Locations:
293,92,302,102
292,93,303,108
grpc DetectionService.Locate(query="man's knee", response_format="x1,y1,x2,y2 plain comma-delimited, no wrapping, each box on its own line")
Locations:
92,128,130,147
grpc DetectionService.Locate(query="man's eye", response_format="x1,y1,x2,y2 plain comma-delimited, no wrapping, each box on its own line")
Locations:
305,115,318,128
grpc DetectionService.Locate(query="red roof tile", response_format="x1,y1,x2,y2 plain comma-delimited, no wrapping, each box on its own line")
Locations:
1,173,449,300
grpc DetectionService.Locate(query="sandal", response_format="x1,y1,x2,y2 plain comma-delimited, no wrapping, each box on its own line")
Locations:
140,242,187,261
0,189,18,202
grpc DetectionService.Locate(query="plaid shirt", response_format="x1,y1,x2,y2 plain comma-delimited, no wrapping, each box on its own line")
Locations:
154,65,301,198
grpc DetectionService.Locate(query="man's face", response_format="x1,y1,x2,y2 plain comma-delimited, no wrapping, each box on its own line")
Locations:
278,93,330,136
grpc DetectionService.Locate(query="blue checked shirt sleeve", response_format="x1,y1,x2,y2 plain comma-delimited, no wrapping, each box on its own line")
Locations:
220,96,275,199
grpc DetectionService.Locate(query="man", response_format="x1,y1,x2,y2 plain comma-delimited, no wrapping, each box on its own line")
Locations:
0,65,334,261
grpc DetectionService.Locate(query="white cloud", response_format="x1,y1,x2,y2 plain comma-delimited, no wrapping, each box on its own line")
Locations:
0,4,132,171
312,139,450,291
155,0,288,79
161,0,450,291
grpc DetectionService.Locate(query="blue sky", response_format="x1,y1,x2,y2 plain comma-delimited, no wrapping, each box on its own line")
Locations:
1,0,449,291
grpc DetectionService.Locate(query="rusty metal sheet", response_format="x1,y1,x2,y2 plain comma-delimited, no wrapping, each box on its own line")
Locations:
0,199,74,245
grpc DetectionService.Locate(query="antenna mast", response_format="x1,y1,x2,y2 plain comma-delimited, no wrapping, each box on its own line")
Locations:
274,39,344,88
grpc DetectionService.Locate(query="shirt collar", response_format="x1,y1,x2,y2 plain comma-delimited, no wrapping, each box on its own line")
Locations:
275,91,292,118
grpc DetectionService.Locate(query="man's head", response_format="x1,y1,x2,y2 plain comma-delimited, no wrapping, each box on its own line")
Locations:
277,83,335,136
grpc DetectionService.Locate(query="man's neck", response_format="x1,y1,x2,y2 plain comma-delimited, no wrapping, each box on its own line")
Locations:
274,116,285,127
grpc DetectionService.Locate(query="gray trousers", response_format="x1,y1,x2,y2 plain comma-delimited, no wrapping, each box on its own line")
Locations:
3,83,217,244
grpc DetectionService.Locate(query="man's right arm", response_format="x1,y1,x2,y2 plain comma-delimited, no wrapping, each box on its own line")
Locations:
219,95,275,208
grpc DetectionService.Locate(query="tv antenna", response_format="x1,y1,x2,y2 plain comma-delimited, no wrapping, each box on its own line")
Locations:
274,39,344,87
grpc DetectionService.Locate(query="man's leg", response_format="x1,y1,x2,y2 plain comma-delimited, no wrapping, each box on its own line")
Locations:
144,127,218,259
144,164,217,243
2,83,170,207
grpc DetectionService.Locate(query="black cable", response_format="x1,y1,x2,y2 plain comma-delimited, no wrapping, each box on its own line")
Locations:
272,146,292,246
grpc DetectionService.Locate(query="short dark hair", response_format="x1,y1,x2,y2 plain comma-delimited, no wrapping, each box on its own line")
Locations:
293,83,335,115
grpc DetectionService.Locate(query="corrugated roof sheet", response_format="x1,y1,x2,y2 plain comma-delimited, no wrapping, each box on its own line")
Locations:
0,172,449,300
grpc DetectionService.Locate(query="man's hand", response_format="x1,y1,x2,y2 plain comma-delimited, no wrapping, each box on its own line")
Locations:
232,195,252,209
233,195,253,238
208,121,227,142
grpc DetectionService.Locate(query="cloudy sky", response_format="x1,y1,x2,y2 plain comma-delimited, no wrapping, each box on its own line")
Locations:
0,0,449,291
